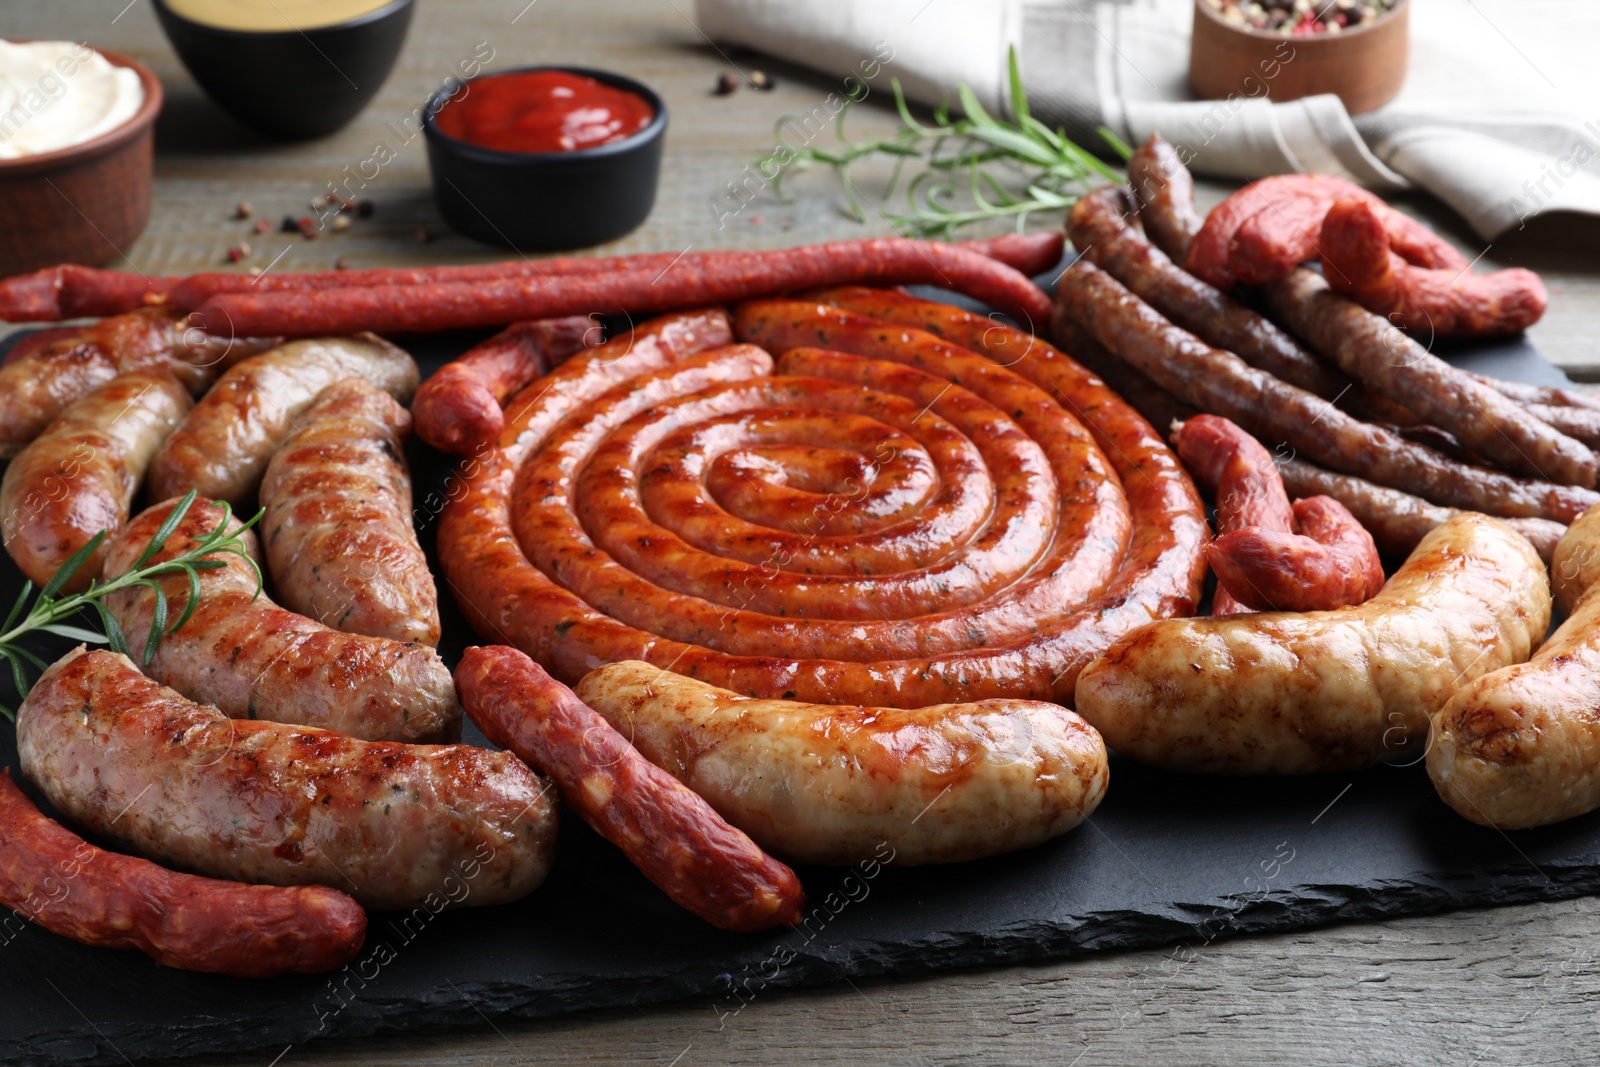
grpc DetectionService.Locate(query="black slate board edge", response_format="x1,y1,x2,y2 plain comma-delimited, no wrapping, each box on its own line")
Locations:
16,857,1600,1067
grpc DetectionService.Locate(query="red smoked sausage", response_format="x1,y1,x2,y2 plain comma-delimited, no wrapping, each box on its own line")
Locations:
189,239,1054,337
455,645,805,933
0,770,365,976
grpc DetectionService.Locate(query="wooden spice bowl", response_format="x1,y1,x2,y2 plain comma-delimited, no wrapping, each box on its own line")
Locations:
1189,0,1410,116
0,46,163,277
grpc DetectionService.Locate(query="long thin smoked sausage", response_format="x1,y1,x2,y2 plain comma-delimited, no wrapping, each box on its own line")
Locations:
455,646,805,933
412,316,599,456
190,239,1054,337
165,232,1063,308
1066,186,1415,426
1260,267,1591,486
0,770,365,976
1275,456,1566,564
1056,259,1599,523
0,265,181,322
1127,134,1203,264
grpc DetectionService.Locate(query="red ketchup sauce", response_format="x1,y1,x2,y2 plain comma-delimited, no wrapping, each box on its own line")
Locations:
434,70,654,154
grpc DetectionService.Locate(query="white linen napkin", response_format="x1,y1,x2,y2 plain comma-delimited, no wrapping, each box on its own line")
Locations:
695,0,1600,239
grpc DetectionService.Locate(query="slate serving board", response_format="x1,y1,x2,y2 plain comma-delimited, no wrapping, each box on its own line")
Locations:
2,274,1597,1067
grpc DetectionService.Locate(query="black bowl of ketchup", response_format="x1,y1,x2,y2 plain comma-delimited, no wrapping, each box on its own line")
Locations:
422,66,666,251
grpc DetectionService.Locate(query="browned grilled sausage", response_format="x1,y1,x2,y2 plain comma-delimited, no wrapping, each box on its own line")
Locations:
1077,514,1549,775
1429,504,1600,828
1261,268,1593,487
17,648,557,912
0,769,365,976
0,308,277,458
260,379,439,646
103,499,460,743
1056,259,1599,524
573,660,1110,866
146,334,419,509
1,371,190,590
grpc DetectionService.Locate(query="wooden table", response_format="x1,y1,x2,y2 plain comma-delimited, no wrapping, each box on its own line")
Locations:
7,2,1600,1064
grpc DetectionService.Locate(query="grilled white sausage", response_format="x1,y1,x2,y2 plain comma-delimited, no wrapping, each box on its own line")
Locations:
573,661,1109,865
1076,514,1549,775
1429,504,1600,827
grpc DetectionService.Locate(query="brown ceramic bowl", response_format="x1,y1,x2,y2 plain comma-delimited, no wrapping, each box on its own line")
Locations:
1189,0,1409,116
0,47,163,277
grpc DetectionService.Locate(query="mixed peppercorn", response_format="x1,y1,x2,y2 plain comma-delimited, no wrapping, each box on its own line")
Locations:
1203,0,1397,35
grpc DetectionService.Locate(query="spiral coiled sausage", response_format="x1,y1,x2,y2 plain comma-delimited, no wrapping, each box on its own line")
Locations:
437,294,1207,707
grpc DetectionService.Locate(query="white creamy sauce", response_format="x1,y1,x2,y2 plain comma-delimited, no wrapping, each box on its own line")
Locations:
0,40,144,160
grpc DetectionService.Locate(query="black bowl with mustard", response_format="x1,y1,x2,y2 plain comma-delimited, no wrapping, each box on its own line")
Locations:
154,0,414,140
422,66,667,252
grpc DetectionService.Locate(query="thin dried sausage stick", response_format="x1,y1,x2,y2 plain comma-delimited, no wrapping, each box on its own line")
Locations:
18,648,555,911
1320,197,1547,337
1067,185,1415,426
1470,373,1600,412
1429,505,1600,828
1275,455,1566,564
1056,259,1599,522
260,379,440,645
1261,267,1590,485
573,661,1109,866
189,239,1054,338
412,316,600,456
1077,514,1549,775
104,499,460,743
0,308,278,458
1048,303,1197,438
0,770,365,976
1128,134,1202,264
456,646,804,932
147,334,419,509
0,265,181,322
165,233,1063,308
0,371,191,590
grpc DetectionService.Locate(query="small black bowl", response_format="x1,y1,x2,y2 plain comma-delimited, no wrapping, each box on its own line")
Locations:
153,0,413,140
422,66,667,252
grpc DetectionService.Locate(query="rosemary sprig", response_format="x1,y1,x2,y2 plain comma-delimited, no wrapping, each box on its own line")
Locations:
758,47,1126,239
0,490,263,721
